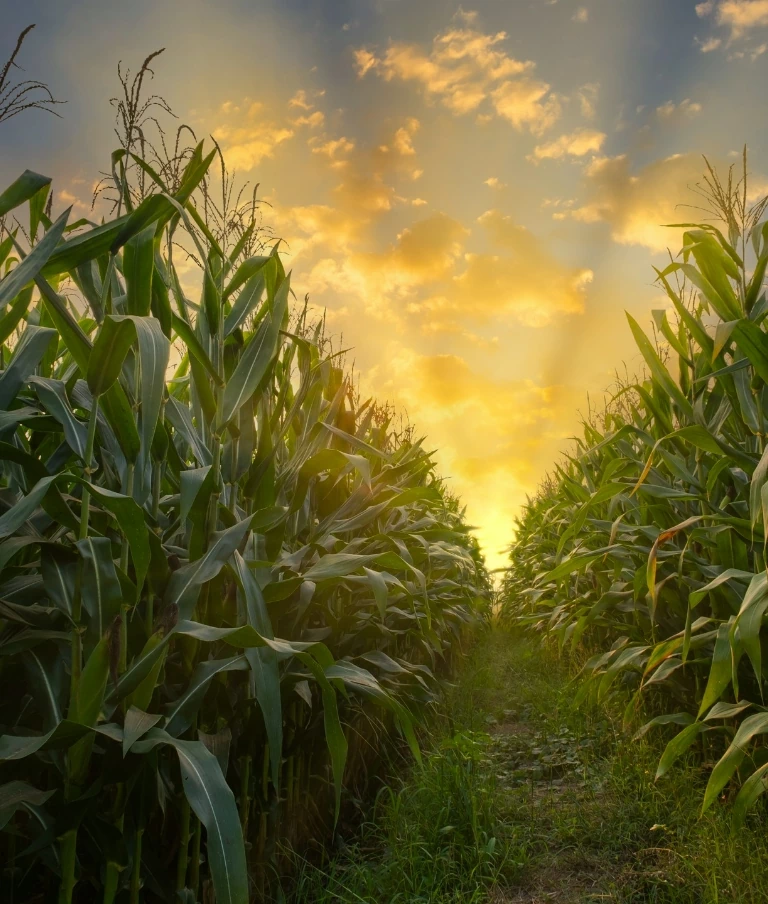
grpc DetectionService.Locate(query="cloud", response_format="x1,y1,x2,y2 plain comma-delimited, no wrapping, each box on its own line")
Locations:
311,136,356,165
354,12,561,135
289,90,314,110
566,152,711,251
293,111,325,129
484,176,507,188
577,82,599,119
695,35,723,50
572,7,589,22
655,97,703,120
696,0,715,15
305,212,468,313
56,188,91,214
330,118,423,212
530,127,606,161
728,39,768,56
212,120,294,170
272,204,365,261
717,0,768,39
401,210,591,328
446,209,591,326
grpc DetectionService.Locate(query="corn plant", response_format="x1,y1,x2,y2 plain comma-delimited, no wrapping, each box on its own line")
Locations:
0,129,489,903
503,153,768,830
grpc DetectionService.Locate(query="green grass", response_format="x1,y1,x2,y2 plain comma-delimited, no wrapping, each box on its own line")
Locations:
289,628,768,903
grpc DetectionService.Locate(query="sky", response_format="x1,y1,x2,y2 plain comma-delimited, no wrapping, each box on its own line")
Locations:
2,0,768,569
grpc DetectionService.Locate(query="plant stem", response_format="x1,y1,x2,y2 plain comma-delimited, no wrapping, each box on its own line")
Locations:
176,796,191,892
129,828,143,904
102,862,120,904
58,829,78,904
189,815,201,898
240,754,252,835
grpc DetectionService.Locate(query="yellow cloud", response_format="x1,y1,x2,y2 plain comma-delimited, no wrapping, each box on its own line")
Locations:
328,118,423,212
565,153,714,251
289,89,314,110
293,111,325,129
695,35,723,51
655,98,703,120
446,209,591,326
311,136,356,165
211,102,295,170
578,82,599,119
530,128,606,161
717,0,768,39
355,12,560,134
303,212,468,313
272,204,365,261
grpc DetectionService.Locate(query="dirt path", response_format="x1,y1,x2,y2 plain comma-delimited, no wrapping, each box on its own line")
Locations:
293,630,764,903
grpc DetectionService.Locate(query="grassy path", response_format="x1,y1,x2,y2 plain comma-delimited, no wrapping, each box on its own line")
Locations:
290,630,768,904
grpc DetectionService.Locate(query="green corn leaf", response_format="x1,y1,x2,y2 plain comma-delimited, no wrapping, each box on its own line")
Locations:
88,314,169,473
302,553,381,581
732,762,768,831
76,537,122,646
223,271,266,337
733,320,768,384
702,713,768,812
363,566,388,619
72,634,111,727
218,305,282,429
165,656,248,737
131,728,248,904
122,223,156,316
0,781,55,830
697,620,734,717
171,313,224,386
232,551,282,787
84,483,151,592
0,324,57,409
28,377,88,459
655,722,708,780
165,517,254,618
733,572,768,684
122,628,172,709
0,170,51,218
223,254,271,300
626,313,694,419
0,209,69,312
535,546,621,586
0,720,91,761
0,285,33,344
122,706,162,756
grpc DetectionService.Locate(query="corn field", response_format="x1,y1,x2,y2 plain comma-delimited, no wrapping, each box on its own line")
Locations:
503,155,768,830
0,103,489,901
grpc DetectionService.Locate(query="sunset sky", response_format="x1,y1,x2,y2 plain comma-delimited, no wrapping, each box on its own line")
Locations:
3,0,768,568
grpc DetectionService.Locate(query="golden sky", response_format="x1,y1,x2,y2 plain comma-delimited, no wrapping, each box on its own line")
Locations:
4,0,768,568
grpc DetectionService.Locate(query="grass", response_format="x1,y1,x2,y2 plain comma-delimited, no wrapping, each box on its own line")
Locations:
289,628,768,903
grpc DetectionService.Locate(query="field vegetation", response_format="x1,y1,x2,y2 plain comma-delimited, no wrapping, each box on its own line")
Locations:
503,153,768,839
0,47,489,903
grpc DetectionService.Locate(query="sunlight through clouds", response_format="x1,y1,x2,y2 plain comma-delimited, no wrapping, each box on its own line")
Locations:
354,10,562,133
11,0,767,568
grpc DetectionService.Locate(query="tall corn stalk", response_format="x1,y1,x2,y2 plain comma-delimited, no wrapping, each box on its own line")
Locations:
503,152,768,830
0,75,489,903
